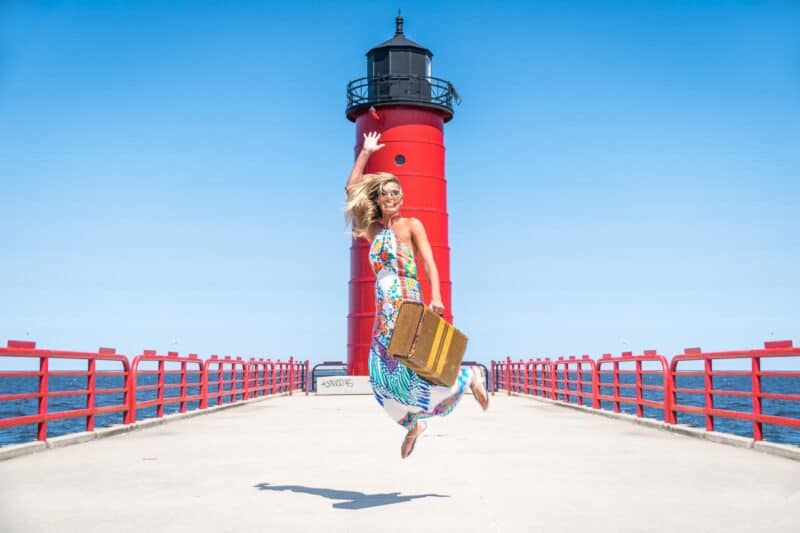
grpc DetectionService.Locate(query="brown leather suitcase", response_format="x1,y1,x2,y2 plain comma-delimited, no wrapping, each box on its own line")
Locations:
387,301,468,387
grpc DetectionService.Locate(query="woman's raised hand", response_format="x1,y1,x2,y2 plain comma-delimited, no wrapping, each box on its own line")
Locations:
362,131,385,155
346,131,384,194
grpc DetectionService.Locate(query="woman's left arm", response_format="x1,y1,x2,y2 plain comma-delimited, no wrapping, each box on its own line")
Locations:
409,218,445,315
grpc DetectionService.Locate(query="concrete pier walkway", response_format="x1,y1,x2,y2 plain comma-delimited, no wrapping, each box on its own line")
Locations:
1,394,799,533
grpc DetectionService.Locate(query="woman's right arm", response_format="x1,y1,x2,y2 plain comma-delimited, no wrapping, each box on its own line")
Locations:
345,131,384,195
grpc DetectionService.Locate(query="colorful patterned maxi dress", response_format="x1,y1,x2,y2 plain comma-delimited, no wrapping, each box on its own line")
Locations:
368,224,471,431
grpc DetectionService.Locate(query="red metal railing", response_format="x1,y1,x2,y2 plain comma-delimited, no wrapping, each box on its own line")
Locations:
492,358,558,399
554,355,598,408
0,340,309,445
597,351,670,418
527,358,554,399
669,340,800,440
245,358,274,399
494,340,800,444
272,360,289,394
266,357,308,395
0,340,131,440
491,357,511,395
204,355,248,407
509,359,524,393
129,350,204,423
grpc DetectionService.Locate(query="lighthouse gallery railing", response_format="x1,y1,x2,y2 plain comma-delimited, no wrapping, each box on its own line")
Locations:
346,75,457,113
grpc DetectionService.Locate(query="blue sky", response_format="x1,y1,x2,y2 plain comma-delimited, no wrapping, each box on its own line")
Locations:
1,1,798,368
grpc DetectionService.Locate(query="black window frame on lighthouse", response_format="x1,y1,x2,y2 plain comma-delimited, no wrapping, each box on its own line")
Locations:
346,14,459,122
367,50,431,79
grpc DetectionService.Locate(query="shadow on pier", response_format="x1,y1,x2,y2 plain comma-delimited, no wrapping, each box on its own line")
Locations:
254,482,449,510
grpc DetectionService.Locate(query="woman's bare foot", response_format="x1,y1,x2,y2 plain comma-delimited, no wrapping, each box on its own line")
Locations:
470,367,489,411
400,421,427,459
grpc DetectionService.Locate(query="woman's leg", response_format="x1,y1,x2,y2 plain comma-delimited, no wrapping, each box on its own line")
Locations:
470,366,490,411
400,417,427,459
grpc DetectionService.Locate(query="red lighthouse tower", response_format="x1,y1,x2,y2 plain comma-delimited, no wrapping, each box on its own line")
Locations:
346,15,460,375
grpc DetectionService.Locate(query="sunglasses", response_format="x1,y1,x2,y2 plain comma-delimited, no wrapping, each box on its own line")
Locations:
380,189,403,198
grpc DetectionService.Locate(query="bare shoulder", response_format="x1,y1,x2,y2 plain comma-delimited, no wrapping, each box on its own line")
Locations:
394,216,424,235
407,217,426,232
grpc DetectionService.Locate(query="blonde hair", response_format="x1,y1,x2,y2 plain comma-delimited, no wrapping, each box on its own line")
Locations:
344,172,401,238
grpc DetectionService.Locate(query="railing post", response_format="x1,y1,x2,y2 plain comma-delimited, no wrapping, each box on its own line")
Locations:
612,360,620,413
200,359,209,409
305,360,310,396
666,358,678,425
568,358,574,403
217,359,224,406
36,356,48,441
523,360,530,394
86,358,96,432
289,356,295,396
156,359,165,418
539,360,544,397
256,358,262,398
635,359,643,417
554,359,561,402
228,357,237,403
179,360,188,413
244,359,252,400
704,357,714,431
128,358,139,424
536,360,542,397
752,355,763,441
663,361,672,424
260,359,266,397
557,359,563,402
259,359,266,397
237,357,245,401
490,360,495,395
123,359,133,424
256,359,261,398
251,359,259,397
505,356,511,396
541,360,547,398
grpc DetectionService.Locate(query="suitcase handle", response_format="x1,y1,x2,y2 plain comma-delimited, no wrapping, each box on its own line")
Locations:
428,303,445,317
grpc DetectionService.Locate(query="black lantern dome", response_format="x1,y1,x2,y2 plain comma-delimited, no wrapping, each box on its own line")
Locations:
346,14,459,122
